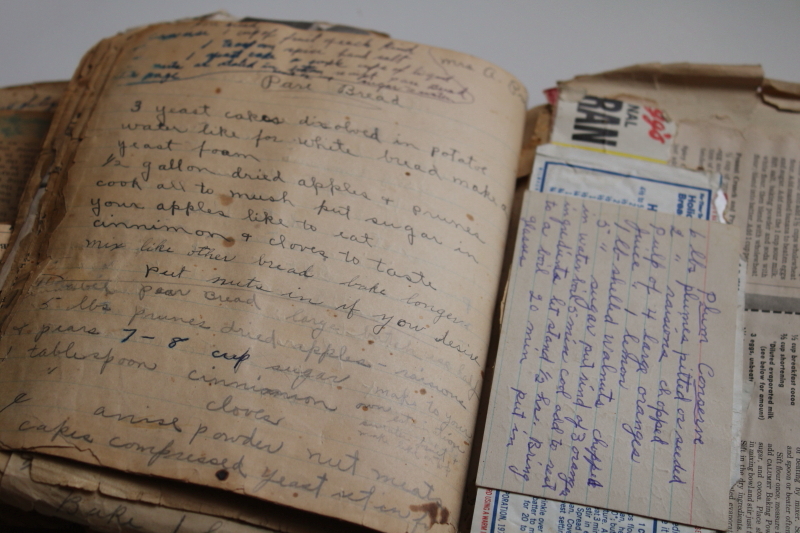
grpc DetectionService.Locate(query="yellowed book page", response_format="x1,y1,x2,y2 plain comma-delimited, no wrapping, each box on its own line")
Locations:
0,225,9,255
0,111,52,224
0,19,527,533
727,311,800,533
478,191,740,530
0,452,281,533
0,83,65,226
0,82,65,271
0,82,65,113
26,452,367,533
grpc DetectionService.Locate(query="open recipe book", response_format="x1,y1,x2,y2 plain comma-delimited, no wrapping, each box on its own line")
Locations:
0,16,751,533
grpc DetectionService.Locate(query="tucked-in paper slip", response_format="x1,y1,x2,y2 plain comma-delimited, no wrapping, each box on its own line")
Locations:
471,488,716,533
550,94,676,164
531,144,722,221
478,191,740,529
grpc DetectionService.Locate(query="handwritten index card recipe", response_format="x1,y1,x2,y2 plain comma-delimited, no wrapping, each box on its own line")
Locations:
479,191,740,530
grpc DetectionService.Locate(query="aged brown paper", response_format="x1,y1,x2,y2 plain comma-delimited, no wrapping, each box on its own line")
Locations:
0,82,66,258
25,451,363,533
0,452,282,533
0,18,527,533
0,82,65,113
478,191,740,529
557,64,800,312
0,110,50,223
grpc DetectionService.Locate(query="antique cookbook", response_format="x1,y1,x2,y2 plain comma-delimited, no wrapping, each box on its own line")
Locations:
0,16,743,533
0,15,528,533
